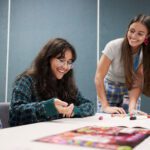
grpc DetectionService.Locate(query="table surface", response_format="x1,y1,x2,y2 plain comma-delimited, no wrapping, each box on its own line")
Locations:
0,113,150,150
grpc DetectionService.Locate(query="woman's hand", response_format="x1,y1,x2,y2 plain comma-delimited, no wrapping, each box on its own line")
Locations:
63,103,74,118
103,106,126,114
129,109,147,116
54,99,74,117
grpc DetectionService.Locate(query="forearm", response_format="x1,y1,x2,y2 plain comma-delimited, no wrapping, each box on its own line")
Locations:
95,77,109,109
128,87,142,112
72,92,95,117
10,101,46,126
10,98,59,126
95,76,126,114
129,64,143,112
10,90,59,126
73,103,95,117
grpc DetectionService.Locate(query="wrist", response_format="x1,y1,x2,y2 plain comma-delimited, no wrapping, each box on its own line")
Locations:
129,104,136,111
102,102,109,109
129,107,136,114
102,104,109,112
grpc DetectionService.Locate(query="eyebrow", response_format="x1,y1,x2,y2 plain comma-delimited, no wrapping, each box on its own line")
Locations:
138,30,145,33
57,57,73,62
129,28,146,34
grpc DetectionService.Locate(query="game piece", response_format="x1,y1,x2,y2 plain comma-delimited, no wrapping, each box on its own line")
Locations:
98,116,103,120
130,114,136,120
127,113,130,116
117,145,132,150
111,113,115,117
147,114,150,118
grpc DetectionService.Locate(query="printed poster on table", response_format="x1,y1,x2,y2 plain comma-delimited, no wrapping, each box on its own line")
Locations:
35,126,150,150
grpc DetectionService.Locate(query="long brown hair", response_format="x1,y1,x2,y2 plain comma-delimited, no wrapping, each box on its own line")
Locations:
121,14,150,90
18,38,78,103
143,37,150,96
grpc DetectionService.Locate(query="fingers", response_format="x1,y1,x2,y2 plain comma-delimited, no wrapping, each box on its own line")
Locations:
137,110,147,116
54,99,68,107
104,106,126,114
63,104,74,118
54,99,68,114
54,99,74,118
114,107,126,114
131,110,147,116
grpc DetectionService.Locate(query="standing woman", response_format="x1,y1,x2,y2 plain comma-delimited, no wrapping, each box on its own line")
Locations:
9,38,95,126
95,14,150,114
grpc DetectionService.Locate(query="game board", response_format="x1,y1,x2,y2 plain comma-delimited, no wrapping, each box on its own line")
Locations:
35,126,150,150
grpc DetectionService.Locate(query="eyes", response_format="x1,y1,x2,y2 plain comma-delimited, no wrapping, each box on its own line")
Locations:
128,29,146,37
56,58,73,69
58,59,73,65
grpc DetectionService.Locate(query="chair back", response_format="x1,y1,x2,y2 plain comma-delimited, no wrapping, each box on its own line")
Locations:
0,102,10,128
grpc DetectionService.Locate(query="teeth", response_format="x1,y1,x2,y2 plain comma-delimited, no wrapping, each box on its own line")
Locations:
58,70,64,73
130,39,137,42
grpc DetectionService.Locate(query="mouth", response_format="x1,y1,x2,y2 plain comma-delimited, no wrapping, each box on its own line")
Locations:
57,68,65,74
129,39,139,46
56,68,66,79
130,38,138,42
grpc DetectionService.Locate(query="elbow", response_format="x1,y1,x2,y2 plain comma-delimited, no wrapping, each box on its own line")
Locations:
89,101,96,116
94,74,99,86
94,74,103,87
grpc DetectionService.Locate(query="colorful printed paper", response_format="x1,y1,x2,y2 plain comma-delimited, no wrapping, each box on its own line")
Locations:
35,126,150,150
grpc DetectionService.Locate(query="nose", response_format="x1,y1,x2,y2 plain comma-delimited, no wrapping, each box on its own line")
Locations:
131,32,137,38
62,62,69,70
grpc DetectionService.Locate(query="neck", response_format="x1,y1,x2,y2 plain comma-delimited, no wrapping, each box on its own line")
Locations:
131,46,141,54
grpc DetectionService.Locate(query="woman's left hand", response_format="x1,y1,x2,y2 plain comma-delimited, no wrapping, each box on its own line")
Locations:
129,109,147,116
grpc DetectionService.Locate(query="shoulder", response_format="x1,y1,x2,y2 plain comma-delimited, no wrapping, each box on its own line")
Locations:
14,74,34,88
103,38,123,59
107,38,124,48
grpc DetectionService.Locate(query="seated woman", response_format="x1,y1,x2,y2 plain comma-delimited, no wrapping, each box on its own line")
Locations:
9,38,95,126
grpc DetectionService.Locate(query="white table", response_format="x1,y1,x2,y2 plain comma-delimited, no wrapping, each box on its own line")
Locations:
0,113,150,150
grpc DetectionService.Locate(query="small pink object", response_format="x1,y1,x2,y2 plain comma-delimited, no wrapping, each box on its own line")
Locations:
99,116,103,120
130,113,133,117
147,115,150,118
111,114,115,117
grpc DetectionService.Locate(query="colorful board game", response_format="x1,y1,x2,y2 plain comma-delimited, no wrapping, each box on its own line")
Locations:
35,126,150,150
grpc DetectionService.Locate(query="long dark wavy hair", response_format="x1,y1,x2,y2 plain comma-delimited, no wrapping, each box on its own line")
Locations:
121,14,150,90
18,38,78,103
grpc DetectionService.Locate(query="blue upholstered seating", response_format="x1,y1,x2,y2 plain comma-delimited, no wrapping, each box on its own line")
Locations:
0,102,10,128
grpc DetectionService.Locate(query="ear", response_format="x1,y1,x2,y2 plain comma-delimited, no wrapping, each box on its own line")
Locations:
144,35,150,45
146,34,150,38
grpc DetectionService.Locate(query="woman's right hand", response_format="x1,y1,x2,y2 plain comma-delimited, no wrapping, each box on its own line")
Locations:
102,106,126,114
54,98,74,117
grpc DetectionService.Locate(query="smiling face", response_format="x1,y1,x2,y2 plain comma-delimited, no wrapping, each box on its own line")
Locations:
127,22,148,52
50,49,73,79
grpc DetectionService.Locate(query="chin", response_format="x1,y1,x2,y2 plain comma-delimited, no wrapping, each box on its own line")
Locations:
129,42,137,47
56,75,64,80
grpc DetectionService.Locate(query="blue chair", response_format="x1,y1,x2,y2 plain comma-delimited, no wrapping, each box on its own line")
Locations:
0,102,10,128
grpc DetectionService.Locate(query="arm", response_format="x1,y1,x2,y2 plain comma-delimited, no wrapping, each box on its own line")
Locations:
128,88,141,113
9,76,59,126
95,54,111,109
95,54,125,114
129,86,147,115
129,64,143,113
72,92,95,118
